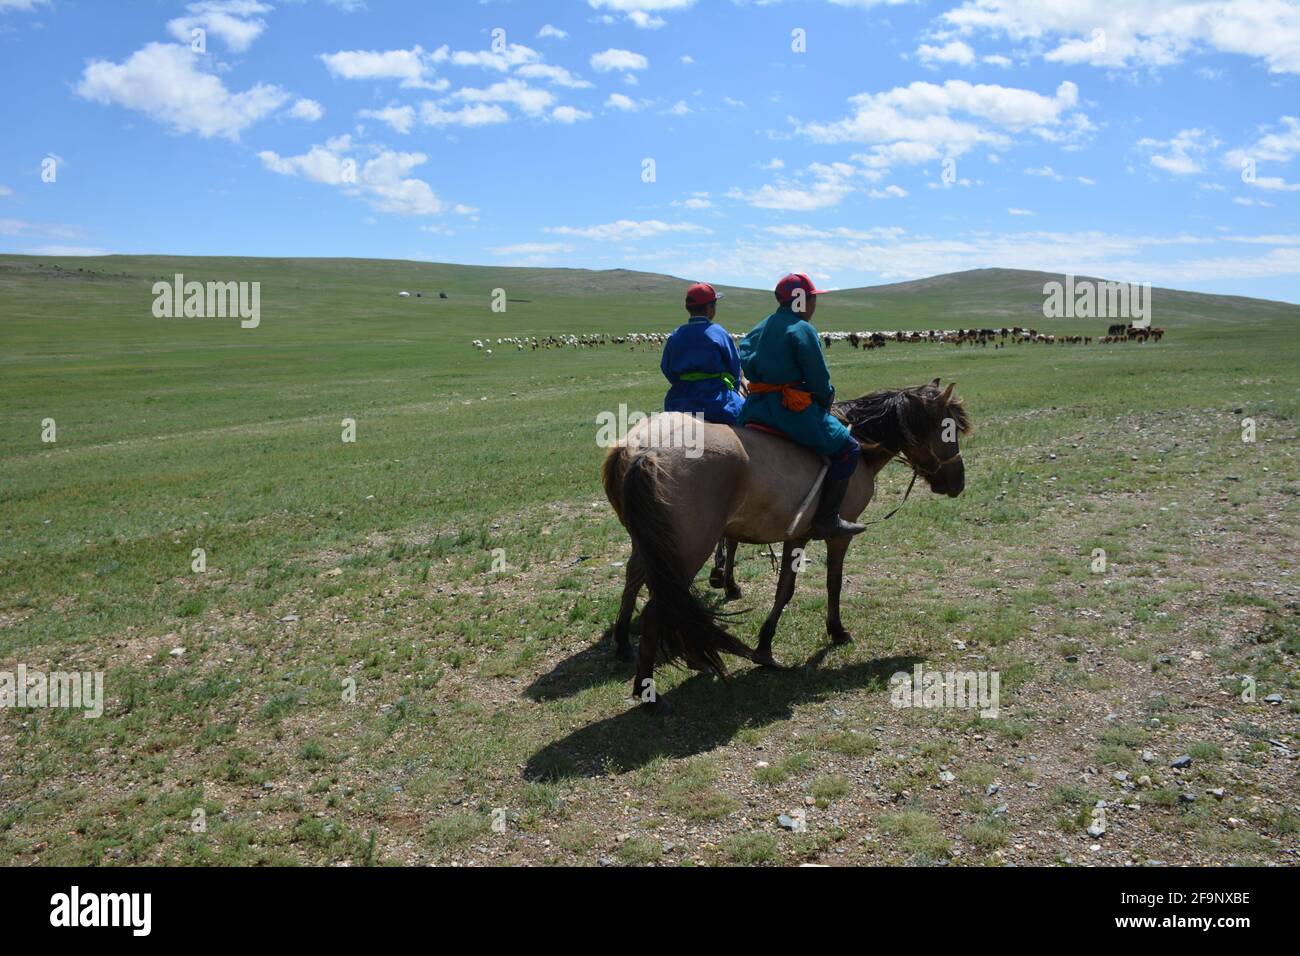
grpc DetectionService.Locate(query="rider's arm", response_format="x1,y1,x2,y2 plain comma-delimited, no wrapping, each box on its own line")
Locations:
720,329,742,382
791,322,835,405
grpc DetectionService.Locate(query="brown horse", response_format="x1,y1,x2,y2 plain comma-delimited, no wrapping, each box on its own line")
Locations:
601,379,971,705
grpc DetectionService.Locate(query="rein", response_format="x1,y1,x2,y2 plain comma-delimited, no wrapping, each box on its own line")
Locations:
853,440,961,527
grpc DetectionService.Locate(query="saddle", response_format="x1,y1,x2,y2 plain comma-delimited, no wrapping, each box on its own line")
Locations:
743,423,829,536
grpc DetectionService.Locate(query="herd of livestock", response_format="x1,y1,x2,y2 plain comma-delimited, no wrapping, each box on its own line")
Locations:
469,324,1166,353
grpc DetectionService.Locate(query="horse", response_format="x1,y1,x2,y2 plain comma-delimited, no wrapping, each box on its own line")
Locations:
601,379,971,706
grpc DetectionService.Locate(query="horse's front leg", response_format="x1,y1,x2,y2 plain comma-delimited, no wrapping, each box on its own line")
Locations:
825,537,852,645
612,547,645,661
723,538,742,601
755,538,807,668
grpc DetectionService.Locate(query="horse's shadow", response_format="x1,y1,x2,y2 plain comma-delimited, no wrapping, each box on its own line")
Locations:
522,652,920,781
524,591,750,704
523,625,636,702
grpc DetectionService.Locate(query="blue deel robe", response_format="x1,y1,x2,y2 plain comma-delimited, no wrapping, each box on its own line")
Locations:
736,305,852,456
660,316,745,424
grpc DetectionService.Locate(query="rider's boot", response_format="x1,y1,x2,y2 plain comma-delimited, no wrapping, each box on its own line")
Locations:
809,478,865,539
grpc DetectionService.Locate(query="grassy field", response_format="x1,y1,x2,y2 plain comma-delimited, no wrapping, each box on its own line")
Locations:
1,253,1297,866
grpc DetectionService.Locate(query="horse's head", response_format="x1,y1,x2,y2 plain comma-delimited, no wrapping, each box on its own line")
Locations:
905,378,968,497
836,378,971,497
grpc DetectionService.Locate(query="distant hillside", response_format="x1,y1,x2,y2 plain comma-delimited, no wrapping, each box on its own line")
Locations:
828,268,1300,327
1,255,1297,331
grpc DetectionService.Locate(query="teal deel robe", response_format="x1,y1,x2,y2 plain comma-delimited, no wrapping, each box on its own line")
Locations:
736,305,852,456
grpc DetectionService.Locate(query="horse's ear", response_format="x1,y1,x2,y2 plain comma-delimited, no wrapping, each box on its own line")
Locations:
930,377,941,387
940,382,955,404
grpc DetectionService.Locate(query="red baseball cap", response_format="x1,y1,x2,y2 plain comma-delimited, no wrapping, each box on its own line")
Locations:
685,282,723,309
775,272,828,304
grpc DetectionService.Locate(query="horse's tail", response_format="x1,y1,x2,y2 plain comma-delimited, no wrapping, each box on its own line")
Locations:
618,449,753,677
601,444,631,523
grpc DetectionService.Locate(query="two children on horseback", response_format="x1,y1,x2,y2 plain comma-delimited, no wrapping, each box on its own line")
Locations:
660,274,865,540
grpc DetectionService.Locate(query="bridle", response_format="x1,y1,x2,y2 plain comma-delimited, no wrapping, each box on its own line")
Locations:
901,444,963,479
857,438,962,526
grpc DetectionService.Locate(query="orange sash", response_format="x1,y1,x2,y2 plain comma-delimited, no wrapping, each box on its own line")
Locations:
747,380,813,412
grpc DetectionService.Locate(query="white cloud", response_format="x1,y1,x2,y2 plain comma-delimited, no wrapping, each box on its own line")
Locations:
319,46,441,89
1008,207,1034,215
1252,176,1300,192
1234,196,1276,207
537,24,568,40
670,228,1300,288
605,92,639,111
1138,128,1215,175
941,0,1300,75
1024,163,1093,185
916,40,975,66
419,101,510,127
451,78,554,116
490,241,574,255
515,63,593,89
869,184,908,199
797,79,1088,167
436,43,541,73
258,140,448,216
1225,115,1300,168
77,42,288,140
166,0,270,53
1026,164,1065,181
983,54,1013,67
288,98,324,121
667,100,692,115
546,219,708,241
587,0,693,9
0,0,52,11
0,185,12,197
19,245,112,256
588,0,691,29
764,225,908,241
551,105,592,124
0,218,84,240
360,103,415,133
627,11,667,28
590,48,649,72
727,162,863,211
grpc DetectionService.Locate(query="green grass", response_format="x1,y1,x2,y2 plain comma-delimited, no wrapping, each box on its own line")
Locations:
882,810,952,861
1,255,1297,866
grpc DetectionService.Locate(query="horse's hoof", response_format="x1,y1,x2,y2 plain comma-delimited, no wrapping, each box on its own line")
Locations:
829,630,853,646
752,651,785,669
725,585,743,601
708,567,726,589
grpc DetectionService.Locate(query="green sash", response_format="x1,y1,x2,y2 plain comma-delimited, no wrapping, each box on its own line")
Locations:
679,371,738,391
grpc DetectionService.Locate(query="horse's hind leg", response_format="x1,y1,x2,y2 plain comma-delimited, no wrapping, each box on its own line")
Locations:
755,538,807,668
724,538,742,601
612,546,645,661
633,598,660,706
826,537,853,645
708,536,727,589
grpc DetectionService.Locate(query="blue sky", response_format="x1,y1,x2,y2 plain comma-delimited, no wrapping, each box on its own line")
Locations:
2,0,1299,301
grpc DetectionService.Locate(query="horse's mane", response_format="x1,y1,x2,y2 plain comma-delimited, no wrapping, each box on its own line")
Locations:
832,383,971,453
